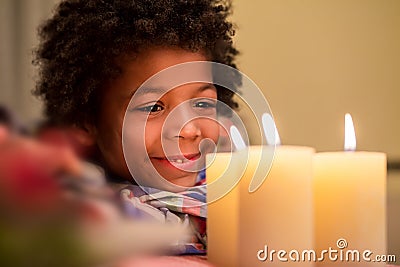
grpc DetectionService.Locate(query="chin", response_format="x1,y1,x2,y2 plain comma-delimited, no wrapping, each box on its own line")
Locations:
165,173,197,187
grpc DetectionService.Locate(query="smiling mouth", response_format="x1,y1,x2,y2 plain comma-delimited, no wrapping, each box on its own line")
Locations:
150,153,204,174
153,153,201,163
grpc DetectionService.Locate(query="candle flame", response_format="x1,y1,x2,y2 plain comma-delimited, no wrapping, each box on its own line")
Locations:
262,113,281,146
344,113,356,151
230,125,247,151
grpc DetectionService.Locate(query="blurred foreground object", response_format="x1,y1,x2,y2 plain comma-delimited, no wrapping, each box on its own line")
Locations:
0,127,189,267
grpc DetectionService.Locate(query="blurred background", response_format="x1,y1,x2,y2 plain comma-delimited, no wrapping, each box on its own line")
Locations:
0,0,399,262
0,0,55,124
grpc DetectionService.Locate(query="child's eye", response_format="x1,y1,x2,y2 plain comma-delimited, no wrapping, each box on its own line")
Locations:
193,100,217,109
137,104,164,113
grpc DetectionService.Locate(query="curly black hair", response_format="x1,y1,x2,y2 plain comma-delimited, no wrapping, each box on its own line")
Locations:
33,0,240,127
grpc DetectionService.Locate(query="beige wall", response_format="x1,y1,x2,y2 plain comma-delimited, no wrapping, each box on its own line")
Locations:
0,0,57,123
232,0,400,159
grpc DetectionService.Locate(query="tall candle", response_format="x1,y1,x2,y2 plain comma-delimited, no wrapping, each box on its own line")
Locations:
313,114,386,266
240,146,315,267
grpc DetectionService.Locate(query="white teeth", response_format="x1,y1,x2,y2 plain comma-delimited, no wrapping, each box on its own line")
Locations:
170,159,186,164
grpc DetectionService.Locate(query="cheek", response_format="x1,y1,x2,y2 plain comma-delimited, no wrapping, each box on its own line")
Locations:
96,118,122,156
125,125,143,147
95,123,128,177
123,116,148,161
97,106,125,153
201,119,220,143
144,121,163,152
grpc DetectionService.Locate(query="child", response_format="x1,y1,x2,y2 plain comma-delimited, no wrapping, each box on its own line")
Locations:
32,0,239,256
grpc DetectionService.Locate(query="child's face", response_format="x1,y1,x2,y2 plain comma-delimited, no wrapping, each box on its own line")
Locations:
93,47,219,187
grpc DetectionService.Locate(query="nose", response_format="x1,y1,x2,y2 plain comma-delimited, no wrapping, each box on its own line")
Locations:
162,101,202,141
178,119,201,140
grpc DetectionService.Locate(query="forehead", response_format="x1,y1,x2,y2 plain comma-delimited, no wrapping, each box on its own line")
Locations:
110,47,212,100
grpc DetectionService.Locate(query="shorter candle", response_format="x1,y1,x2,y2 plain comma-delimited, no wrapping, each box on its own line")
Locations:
313,113,386,267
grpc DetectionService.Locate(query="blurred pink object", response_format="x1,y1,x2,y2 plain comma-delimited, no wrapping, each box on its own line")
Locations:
115,255,215,267
0,125,8,142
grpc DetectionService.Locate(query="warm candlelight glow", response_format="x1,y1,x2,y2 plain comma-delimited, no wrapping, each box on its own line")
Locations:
344,113,356,151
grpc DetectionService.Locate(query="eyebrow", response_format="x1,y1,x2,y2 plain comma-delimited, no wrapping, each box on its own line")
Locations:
198,83,217,91
132,83,216,97
133,87,167,97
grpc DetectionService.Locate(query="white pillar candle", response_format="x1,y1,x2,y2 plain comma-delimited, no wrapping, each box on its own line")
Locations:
240,146,315,267
207,152,243,267
207,145,315,267
313,114,386,267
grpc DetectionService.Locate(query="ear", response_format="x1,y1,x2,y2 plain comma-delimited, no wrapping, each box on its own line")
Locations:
70,125,96,147
67,124,97,157
38,124,97,158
